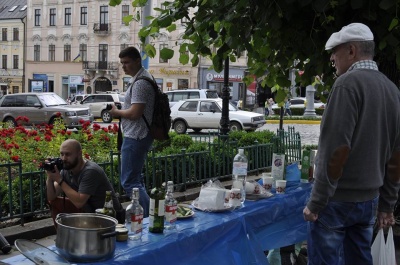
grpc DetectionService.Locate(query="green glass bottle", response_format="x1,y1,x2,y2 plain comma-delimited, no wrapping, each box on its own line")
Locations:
148,174,165,233
103,190,116,218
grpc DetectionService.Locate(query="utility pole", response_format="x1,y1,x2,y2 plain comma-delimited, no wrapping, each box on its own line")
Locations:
220,57,230,135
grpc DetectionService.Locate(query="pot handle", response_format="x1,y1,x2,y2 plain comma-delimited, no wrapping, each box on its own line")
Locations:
100,231,117,239
55,213,68,222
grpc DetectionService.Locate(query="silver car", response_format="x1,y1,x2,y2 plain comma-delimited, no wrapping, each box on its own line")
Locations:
0,93,94,129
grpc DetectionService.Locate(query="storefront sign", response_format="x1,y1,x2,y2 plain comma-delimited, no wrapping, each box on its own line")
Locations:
69,75,83,85
149,68,190,76
206,73,243,82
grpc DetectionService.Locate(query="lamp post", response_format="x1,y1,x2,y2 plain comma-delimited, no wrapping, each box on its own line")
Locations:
220,57,230,135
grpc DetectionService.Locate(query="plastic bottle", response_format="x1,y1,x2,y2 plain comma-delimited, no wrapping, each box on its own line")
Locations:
103,190,116,218
232,148,248,203
0,233,11,254
164,181,177,230
125,188,144,240
148,175,165,233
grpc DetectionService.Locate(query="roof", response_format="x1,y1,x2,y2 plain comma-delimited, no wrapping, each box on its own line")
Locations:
0,0,27,20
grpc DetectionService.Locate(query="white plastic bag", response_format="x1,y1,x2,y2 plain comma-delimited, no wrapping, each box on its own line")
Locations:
371,227,396,265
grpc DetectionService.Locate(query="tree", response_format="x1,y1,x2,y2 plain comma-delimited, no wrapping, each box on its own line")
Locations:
110,0,400,103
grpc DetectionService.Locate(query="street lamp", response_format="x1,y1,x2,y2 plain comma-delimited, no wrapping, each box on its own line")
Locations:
220,57,230,135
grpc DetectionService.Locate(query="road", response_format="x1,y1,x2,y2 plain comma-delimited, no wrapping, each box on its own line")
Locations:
258,123,320,146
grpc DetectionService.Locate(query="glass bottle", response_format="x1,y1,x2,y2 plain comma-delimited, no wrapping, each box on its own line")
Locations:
148,174,165,233
164,181,177,230
232,148,248,203
125,188,144,240
103,190,116,218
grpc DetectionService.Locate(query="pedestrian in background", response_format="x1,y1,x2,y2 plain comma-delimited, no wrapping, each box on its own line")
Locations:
284,98,292,116
109,47,155,217
303,23,400,264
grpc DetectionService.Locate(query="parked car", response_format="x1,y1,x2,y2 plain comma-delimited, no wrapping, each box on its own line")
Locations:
170,98,266,134
165,89,219,108
272,97,325,109
0,92,94,129
70,94,89,104
77,93,125,123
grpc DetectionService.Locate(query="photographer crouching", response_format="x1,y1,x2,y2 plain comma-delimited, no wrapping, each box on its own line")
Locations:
44,139,124,228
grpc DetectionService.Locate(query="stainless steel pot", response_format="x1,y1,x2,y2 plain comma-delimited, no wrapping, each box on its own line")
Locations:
55,213,118,262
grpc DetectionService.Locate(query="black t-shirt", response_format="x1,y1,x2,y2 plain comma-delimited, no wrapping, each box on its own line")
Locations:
61,160,122,213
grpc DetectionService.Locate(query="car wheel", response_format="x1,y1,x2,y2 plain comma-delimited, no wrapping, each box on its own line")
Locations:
4,117,16,128
193,129,202,133
174,120,187,134
229,121,242,131
101,110,112,123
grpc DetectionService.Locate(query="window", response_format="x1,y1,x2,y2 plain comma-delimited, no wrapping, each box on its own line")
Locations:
2,55,6,69
64,45,71,61
159,44,168,63
120,44,129,52
13,55,18,69
49,45,55,61
121,5,129,23
35,9,41,26
65,8,71,26
179,101,198,112
178,79,189,89
100,6,108,29
98,44,108,69
13,28,18,41
34,45,40,61
79,44,87,61
49,8,56,26
80,7,87,25
12,86,19,94
2,28,7,41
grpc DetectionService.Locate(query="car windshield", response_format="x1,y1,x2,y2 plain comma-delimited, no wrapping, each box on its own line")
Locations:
216,101,237,111
206,90,219,98
37,94,68,106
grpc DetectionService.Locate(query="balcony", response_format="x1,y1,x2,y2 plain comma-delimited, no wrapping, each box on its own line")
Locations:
93,23,111,35
83,61,119,78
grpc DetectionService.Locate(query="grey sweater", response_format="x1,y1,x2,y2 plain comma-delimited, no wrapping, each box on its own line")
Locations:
307,65,400,214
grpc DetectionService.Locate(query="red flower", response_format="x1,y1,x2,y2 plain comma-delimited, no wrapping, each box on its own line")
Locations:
93,123,101,131
44,135,52,142
11,155,20,162
66,131,72,135
34,136,41,141
102,128,109,133
84,153,91,159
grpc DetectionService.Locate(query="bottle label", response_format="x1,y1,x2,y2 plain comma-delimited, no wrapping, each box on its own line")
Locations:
149,199,155,215
165,205,177,223
158,199,165,216
131,214,143,233
232,162,248,175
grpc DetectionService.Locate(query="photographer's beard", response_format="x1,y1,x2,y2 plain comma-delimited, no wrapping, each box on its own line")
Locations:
62,156,80,171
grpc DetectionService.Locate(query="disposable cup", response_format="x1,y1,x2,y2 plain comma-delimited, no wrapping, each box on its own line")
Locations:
229,188,242,207
262,176,274,191
275,180,287,194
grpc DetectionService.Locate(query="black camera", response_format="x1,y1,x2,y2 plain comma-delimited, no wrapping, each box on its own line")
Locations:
40,158,64,171
106,103,121,110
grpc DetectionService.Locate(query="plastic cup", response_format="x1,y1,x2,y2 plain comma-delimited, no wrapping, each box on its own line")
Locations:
229,188,242,207
275,180,287,194
262,176,274,192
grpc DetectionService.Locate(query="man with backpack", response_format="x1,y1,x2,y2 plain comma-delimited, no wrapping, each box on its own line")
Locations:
109,46,155,217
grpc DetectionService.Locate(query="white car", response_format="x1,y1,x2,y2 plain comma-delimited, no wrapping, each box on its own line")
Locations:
272,97,325,109
77,93,125,123
170,98,266,134
165,89,219,108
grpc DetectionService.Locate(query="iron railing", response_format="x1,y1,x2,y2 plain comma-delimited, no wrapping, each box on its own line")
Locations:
0,127,301,223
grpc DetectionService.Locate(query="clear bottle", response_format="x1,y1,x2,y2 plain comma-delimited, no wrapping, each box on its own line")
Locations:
232,148,248,203
148,175,165,233
164,181,177,230
125,188,144,240
103,190,116,218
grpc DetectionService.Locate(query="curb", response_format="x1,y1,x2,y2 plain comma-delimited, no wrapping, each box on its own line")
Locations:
267,120,321,125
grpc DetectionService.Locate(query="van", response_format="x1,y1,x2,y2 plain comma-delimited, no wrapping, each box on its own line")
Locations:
165,89,219,108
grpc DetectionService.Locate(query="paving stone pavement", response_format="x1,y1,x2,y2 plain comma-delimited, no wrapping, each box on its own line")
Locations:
259,123,321,146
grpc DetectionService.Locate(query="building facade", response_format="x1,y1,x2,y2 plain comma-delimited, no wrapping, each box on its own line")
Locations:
0,0,27,96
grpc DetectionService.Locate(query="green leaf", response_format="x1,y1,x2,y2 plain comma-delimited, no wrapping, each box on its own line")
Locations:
378,39,387,50
212,54,223,72
191,54,199,66
276,76,291,87
132,0,147,7
389,18,399,31
122,15,133,26
167,24,177,32
109,0,122,7
275,89,288,105
144,44,156,58
179,53,190,64
157,15,173,28
160,48,174,60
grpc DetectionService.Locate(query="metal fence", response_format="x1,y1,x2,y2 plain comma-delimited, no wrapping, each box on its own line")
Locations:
0,127,301,224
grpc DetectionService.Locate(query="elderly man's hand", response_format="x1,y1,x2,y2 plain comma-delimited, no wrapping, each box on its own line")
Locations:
303,206,318,222
377,212,395,229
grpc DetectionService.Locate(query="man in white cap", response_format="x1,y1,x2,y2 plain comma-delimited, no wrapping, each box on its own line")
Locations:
303,23,400,264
